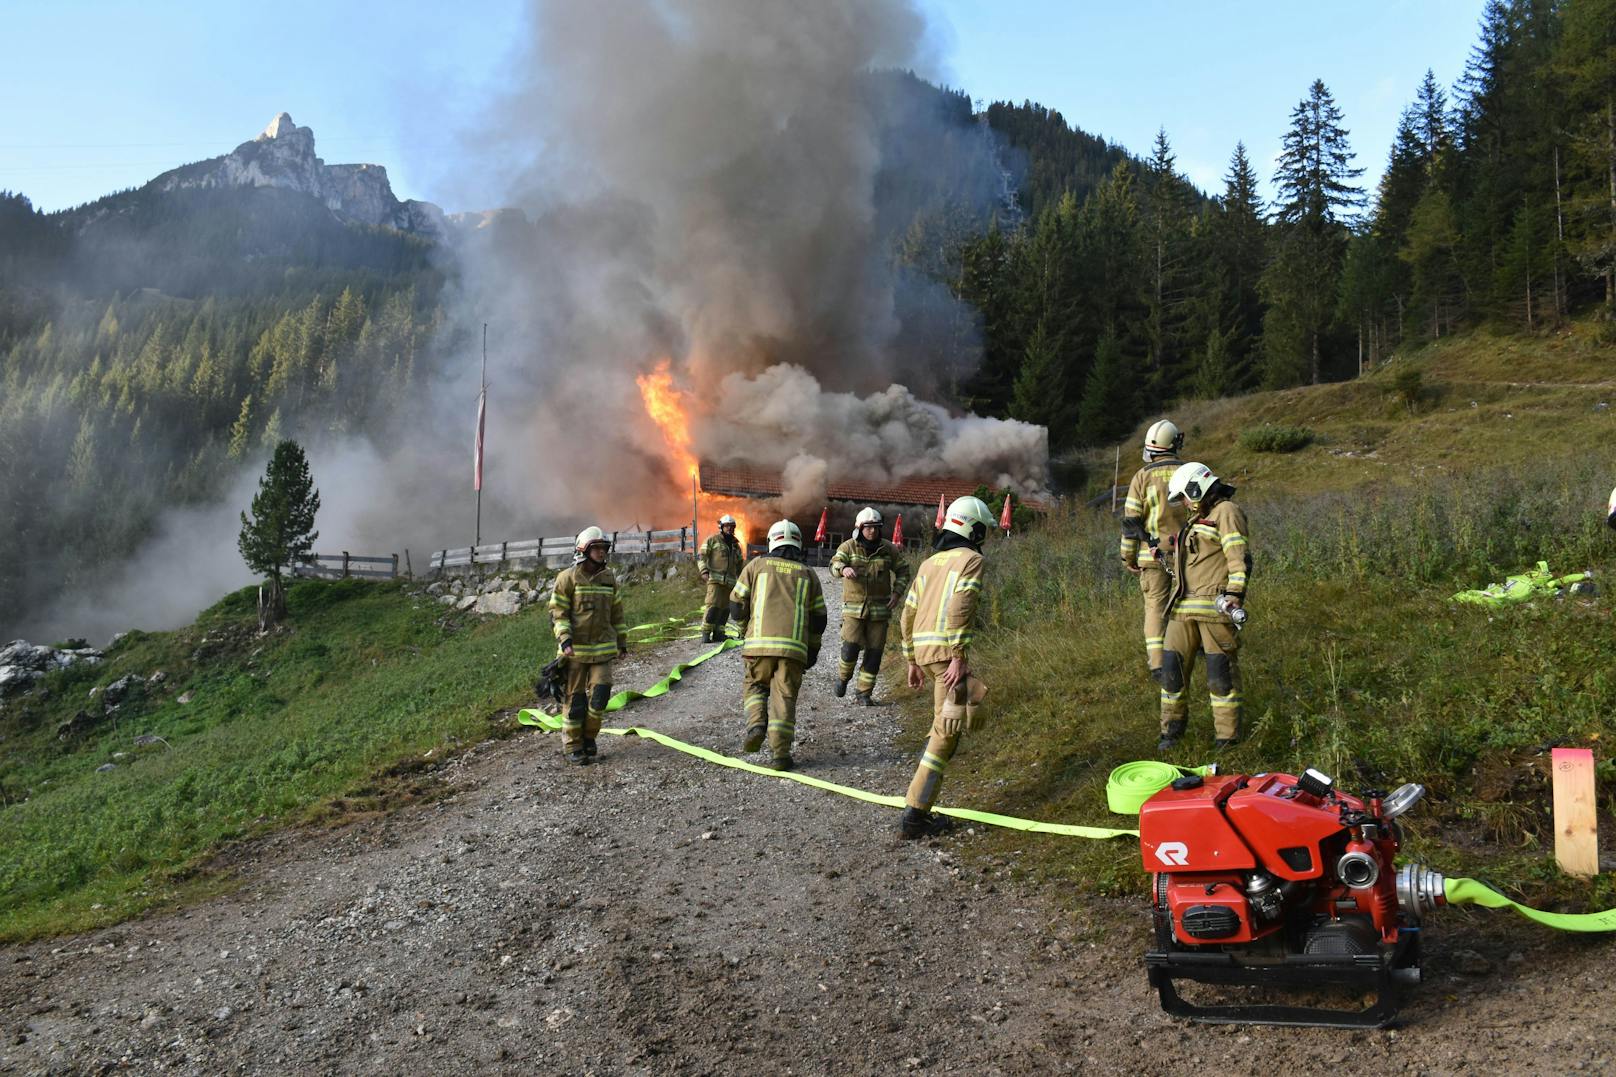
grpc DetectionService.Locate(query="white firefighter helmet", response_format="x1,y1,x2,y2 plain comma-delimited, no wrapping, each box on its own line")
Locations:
1608,485,1616,530
855,507,883,528
1143,419,1184,462
573,525,610,563
940,496,995,544
717,513,736,527
767,519,802,552
1167,462,1218,506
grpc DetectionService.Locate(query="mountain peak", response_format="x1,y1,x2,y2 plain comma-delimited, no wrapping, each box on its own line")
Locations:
257,112,300,141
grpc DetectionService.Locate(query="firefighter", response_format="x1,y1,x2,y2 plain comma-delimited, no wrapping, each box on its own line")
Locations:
548,526,628,766
828,507,912,705
728,520,827,771
897,495,996,840
698,513,746,643
1157,462,1250,753
1120,419,1186,681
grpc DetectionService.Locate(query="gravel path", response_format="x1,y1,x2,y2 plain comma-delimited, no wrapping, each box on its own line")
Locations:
4,570,1615,1074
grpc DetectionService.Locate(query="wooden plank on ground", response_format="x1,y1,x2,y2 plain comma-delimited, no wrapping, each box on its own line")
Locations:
1552,747,1599,877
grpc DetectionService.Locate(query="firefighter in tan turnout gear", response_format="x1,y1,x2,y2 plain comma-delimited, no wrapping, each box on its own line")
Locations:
698,514,746,643
1120,420,1187,681
728,520,828,772
549,527,628,765
829,507,911,705
1157,462,1250,753
897,496,995,840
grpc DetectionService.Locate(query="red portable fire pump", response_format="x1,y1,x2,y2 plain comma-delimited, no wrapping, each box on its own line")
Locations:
1139,766,1447,1028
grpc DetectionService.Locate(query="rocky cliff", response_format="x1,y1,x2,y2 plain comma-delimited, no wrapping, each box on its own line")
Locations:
149,112,446,237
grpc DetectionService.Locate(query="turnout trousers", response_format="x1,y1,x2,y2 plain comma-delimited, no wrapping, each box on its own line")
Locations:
837,616,888,693
904,660,987,812
563,658,614,753
703,582,733,637
742,655,805,758
1158,619,1241,740
1138,565,1172,672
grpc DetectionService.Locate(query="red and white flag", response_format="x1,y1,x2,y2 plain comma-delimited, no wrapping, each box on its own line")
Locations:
891,513,904,546
474,386,487,492
813,507,828,544
999,492,1013,532
934,494,946,529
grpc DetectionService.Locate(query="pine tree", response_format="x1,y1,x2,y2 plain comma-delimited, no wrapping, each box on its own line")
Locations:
237,439,320,626
1075,331,1134,444
1200,142,1268,379
1142,129,1195,389
227,394,254,460
1262,79,1364,384
1558,0,1616,316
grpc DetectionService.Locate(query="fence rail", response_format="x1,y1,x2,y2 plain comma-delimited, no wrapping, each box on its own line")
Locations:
428,526,697,572
294,552,400,580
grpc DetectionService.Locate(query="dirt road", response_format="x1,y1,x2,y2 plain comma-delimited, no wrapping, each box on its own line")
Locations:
4,571,1614,1074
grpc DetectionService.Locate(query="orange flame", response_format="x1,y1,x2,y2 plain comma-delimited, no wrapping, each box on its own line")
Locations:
636,358,755,549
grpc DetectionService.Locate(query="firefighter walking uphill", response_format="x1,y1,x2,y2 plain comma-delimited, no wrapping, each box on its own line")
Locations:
1120,419,1186,680
1157,462,1250,753
698,513,746,643
549,527,628,765
898,496,996,840
829,507,912,705
728,520,828,772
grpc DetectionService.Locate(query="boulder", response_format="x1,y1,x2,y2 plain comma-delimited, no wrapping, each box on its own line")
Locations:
426,582,445,596
0,665,43,698
456,595,479,611
474,591,522,616
439,594,458,606
103,673,146,704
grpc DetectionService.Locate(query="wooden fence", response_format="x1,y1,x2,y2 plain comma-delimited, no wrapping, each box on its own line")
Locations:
293,552,400,580
428,526,697,573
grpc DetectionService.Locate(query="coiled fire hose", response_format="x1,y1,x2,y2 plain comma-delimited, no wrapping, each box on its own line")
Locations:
520,631,1616,931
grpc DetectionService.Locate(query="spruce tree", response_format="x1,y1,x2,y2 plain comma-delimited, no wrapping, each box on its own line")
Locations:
1076,331,1133,444
1262,79,1364,384
238,439,320,627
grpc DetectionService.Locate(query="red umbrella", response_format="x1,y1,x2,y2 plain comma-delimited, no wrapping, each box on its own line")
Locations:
891,513,904,546
934,493,946,529
999,492,1014,532
813,507,828,544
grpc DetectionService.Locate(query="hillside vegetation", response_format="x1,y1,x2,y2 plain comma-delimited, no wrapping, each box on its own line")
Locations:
945,326,1616,911
0,569,702,941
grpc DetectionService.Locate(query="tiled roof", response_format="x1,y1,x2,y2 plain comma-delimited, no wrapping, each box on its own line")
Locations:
699,463,1034,509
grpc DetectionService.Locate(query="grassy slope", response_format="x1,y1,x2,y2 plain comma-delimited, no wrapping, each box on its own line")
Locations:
930,325,1616,909
0,568,702,941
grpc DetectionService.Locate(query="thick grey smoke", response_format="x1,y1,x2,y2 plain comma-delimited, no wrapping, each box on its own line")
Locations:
444,0,1047,531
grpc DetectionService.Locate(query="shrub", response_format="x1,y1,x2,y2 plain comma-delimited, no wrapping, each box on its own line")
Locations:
1391,365,1424,412
1239,424,1314,453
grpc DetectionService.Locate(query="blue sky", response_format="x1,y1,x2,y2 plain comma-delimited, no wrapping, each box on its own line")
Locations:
3,1,1485,213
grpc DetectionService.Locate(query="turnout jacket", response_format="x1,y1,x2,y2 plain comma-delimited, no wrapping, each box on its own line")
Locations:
549,562,626,662
728,554,827,662
1167,496,1250,622
828,537,912,622
697,533,746,587
1119,456,1185,567
900,545,985,666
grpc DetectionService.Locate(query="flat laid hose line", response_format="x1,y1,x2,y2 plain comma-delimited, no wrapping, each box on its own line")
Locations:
520,641,1616,930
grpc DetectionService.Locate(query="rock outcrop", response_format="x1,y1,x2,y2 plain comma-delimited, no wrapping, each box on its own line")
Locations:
0,639,103,699
149,112,446,238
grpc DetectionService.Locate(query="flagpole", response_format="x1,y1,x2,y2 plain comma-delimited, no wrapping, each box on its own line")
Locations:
476,323,487,550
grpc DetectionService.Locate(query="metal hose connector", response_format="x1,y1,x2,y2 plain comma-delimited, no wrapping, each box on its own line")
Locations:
1397,863,1446,922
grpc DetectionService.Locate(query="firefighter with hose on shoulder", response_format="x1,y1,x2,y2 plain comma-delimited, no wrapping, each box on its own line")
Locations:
1157,463,1250,753
728,520,828,772
829,506,912,705
1120,419,1187,682
698,513,746,643
897,496,996,840
548,527,628,766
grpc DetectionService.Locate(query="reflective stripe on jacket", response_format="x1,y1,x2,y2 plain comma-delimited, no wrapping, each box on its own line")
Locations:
1167,498,1250,622
900,547,985,665
729,555,827,661
1119,456,1184,566
828,538,912,622
698,534,745,586
549,563,626,662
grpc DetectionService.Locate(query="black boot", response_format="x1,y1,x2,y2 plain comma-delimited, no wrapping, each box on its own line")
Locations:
833,677,848,698
566,749,590,766
899,807,955,840
743,725,765,753
1157,720,1186,754
584,739,598,758
852,689,873,706
770,754,794,772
